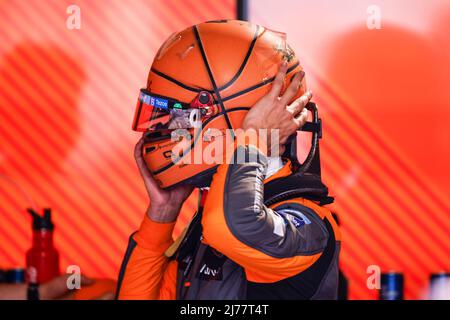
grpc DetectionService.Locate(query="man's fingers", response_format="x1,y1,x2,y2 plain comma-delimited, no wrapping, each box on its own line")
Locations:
287,90,313,116
134,137,145,162
134,137,160,192
80,275,94,286
293,108,309,128
134,137,153,178
55,276,93,300
269,61,288,99
40,275,71,300
280,71,305,106
134,137,148,172
95,292,115,300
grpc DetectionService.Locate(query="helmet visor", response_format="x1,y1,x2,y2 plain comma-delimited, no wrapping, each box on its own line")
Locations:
132,89,205,131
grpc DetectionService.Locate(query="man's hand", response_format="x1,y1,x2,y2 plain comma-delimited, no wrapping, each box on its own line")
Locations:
242,61,312,155
39,274,93,300
134,137,194,223
0,274,105,300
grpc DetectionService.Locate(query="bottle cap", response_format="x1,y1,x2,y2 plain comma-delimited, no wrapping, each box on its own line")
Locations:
27,208,54,231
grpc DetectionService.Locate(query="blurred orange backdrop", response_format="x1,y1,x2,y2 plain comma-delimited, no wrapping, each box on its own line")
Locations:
0,0,233,290
0,0,449,300
249,0,450,299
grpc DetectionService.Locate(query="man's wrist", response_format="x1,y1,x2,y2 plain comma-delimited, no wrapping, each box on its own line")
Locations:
134,214,177,252
146,204,181,223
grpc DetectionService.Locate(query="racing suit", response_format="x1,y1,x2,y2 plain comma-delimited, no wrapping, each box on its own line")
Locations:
116,141,341,299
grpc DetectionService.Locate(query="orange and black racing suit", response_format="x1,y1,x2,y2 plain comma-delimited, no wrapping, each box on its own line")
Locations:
116,142,341,299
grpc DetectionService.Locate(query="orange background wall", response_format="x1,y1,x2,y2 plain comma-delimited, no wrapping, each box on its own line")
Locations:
249,0,450,299
0,0,449,300
0,0,232,288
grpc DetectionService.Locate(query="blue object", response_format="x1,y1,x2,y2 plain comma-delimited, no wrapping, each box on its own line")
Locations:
380,272,404,300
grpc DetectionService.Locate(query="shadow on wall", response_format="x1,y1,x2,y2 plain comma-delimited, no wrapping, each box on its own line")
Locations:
0,43,85,177
322,21,450,192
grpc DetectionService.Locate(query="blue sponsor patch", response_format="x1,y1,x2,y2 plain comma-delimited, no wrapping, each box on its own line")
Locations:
154,97,169,108
277,208,311,228
140,92,169,109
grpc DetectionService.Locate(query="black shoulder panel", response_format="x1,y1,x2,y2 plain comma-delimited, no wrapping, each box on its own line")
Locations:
264,172,334,207
115,232,137,299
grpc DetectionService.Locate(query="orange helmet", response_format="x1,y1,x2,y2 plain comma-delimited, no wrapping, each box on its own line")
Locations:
132,20,307,189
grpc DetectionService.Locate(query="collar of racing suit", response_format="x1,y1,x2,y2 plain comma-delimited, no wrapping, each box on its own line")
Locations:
264,157,292,183
264,157,284,179
200,158,293,192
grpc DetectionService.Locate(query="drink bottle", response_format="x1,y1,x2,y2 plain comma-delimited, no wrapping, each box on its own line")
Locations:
429,272,450,300
26,208,60,284
380,271,404,300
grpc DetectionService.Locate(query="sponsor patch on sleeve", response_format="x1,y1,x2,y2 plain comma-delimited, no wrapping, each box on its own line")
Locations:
277,208,311,228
